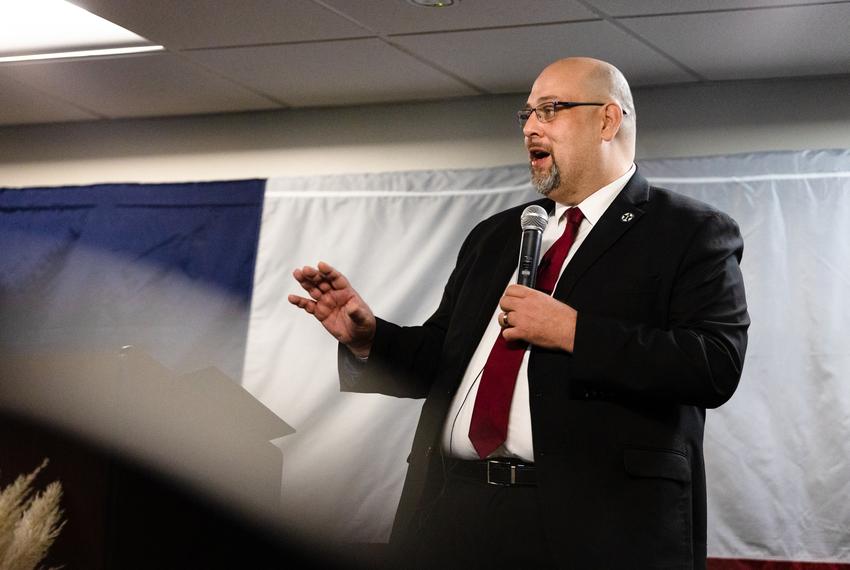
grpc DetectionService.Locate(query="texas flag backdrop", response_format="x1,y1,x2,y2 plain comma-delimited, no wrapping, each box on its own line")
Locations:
1,150,848,567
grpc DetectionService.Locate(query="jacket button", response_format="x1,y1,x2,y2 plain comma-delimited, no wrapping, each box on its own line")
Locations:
425,446,434,457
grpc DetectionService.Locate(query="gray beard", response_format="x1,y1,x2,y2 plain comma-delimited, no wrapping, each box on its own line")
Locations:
531,162,560,196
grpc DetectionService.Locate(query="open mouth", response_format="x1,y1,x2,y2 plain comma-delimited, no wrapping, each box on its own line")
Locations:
529,149,551,167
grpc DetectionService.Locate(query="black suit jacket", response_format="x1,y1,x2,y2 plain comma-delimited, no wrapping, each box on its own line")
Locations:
344,171,749,569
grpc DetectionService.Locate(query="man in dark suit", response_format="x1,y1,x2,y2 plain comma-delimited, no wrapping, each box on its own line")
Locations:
289,57,749,569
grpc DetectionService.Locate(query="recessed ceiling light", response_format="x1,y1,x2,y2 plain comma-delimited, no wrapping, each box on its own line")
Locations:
0,0,162,63
0,45,165,64
407,0,459,7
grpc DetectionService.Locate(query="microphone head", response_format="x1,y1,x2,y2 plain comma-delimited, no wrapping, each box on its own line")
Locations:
520,205,548,233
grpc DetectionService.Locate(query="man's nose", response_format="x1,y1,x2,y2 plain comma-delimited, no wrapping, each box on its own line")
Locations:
522,112,542,138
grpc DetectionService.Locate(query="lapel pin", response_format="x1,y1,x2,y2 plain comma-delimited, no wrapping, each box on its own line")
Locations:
621,212,635,223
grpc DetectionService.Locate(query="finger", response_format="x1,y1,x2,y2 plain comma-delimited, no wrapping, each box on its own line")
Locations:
502,326,524,343
499,296,519,312
504,284,532,298
287,293,302,305
302,265,333,286
294,264,344,303
288,294,317,314
318,261,353,291
300,282,325,302
506,311,524,330
300,265,318,279
288,293,314,309
292,267,316,286
296,278,323,300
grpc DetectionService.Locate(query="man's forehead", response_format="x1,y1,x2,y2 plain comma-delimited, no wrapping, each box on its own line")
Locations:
527,67,584,103
524,94,559,106
526,88,583,106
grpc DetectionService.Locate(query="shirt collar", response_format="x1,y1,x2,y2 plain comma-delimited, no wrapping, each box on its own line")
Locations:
553,163,636,225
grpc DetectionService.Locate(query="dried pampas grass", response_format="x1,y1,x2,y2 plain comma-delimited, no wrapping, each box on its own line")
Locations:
0,459,65,570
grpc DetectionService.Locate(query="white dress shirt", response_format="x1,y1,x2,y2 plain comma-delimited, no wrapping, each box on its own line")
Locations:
441,164,636,461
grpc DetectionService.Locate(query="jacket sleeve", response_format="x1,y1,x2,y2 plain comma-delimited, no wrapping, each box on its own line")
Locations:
569,211,750,408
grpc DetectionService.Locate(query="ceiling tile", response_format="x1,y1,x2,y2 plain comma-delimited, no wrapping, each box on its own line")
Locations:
1,53,281,120
4,0,847,126
588,0,840,17
392,21,697,94
0,76,98,126
323,0,596,35
68,0,369,49
621,4,850,80
185,39,479,107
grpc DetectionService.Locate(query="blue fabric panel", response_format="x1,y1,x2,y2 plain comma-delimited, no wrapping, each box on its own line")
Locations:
0,180,265,379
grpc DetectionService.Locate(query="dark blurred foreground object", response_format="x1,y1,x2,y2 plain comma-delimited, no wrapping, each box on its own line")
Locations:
0,348,374,568
0,412,335,569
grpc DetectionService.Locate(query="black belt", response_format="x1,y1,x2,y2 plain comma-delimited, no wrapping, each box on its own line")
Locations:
447,458,537,487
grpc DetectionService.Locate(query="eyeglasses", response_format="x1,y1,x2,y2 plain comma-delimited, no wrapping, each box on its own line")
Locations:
516,101,628,126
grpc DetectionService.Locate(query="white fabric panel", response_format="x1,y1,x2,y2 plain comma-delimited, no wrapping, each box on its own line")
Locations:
244,150,850,562
640,150,850,563
243,167,538,541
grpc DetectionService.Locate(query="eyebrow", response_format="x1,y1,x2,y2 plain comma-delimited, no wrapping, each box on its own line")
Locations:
526,96,560,107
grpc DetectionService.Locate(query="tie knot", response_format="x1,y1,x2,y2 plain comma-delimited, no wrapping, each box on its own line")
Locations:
565,207,584,226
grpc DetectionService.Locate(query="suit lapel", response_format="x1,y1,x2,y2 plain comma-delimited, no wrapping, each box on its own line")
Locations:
553,172,650,300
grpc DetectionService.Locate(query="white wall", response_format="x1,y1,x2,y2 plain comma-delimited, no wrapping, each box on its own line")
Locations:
1,75,849,188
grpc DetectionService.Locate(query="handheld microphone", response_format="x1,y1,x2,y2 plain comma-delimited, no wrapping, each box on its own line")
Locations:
517,205,548,289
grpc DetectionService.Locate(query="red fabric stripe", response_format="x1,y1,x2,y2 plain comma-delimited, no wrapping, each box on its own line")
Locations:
708,558,850,569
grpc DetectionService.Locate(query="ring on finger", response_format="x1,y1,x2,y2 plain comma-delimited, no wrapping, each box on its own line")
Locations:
500,311,511,328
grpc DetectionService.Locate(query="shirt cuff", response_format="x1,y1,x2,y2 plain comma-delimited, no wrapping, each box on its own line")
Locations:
338,343,368,388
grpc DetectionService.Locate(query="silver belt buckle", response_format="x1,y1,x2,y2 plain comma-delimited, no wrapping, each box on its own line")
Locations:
486,460,516,486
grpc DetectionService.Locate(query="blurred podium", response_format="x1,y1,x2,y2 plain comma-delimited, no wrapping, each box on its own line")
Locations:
119,346,293,514
0,347,296,568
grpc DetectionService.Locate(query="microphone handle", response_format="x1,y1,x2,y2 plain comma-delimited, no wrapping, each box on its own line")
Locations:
517,228,543,288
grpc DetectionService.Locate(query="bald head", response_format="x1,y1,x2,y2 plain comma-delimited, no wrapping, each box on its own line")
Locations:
541,57,635,146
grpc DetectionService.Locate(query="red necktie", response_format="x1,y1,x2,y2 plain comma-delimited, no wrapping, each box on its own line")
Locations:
468,207,584,459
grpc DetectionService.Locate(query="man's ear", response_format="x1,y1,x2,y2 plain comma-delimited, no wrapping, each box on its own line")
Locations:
600,103,624,142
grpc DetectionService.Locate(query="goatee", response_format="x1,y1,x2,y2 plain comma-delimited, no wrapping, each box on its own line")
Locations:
531,162,560,196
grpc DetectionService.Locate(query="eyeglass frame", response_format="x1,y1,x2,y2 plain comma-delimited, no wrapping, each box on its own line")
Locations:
516,100,629,127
